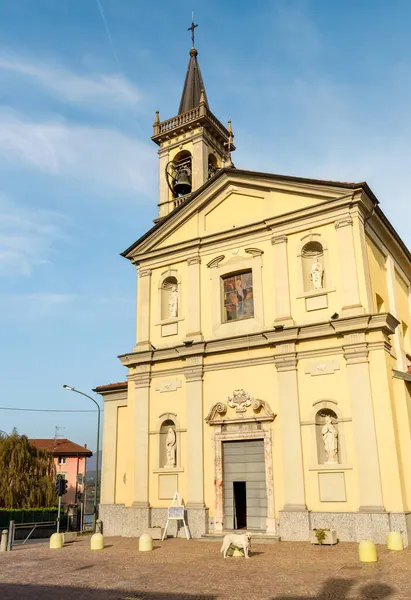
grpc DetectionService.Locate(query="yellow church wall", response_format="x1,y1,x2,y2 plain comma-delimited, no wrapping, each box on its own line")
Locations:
148,379,187,508
156,216,199,249
115,406,130,504
368,349,405,511
148,260,190,347
366,236,390,312
201,188,331,237
287,223,344,324
395,270,411,355
297,356,358,512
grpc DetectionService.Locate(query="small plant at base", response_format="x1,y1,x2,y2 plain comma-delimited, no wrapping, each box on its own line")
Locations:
314,528,329,544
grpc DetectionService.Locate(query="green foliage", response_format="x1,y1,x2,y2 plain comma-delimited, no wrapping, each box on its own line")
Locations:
0,432,56,508
314,528,329,544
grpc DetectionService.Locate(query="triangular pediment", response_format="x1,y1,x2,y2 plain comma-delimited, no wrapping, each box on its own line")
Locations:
123,169,370,260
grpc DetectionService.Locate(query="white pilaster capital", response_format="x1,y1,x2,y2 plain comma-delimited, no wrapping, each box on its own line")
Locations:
274,343,298,371
335,217,353,229
139,268,152,278
343,333,369,364
128,365,152,388
184,356,204,382
271,234,288,245
187,255,201,266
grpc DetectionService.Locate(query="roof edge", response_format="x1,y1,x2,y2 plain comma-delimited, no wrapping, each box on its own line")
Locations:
120,168,378,260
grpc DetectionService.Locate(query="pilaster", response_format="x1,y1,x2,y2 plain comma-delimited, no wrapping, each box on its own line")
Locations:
129,366,151,507
158,149,170,217
271,235,293,326
386,255,406,370
185,256,203,342
192,136,208,190
136,268,152,351
274,343,306,511
343,334,384,511
335,217,364,315
184,356,205,508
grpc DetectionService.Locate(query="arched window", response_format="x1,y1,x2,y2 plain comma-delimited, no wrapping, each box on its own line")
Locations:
208,153,218,179
161,276,178,320
169,150,192,198
302,241,325,292
315,409,339,464
160,419,177,468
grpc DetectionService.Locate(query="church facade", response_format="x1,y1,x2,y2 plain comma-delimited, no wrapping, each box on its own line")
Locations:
96,43,411,543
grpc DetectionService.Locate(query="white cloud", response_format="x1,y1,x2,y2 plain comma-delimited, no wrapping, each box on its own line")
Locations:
0,291,75,319
0,109,156,196
0,54,140,109
0,195,69,276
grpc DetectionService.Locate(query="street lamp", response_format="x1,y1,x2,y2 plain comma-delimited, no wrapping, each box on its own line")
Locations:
62,385,101,532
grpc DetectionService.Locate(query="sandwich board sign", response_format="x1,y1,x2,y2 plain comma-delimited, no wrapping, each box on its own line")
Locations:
162,491,190,540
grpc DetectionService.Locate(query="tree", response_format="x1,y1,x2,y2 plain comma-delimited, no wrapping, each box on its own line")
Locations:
0,432,56,508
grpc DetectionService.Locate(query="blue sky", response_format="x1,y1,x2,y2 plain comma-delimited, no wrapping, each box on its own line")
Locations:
1,0,411,451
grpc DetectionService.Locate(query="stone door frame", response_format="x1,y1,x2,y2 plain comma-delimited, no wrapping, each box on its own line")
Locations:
213,424,276,534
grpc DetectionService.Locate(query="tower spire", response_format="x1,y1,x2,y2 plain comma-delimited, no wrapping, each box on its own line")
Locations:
178,17,208,114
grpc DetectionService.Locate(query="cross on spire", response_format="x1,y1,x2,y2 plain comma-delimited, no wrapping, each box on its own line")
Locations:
187,12,198,47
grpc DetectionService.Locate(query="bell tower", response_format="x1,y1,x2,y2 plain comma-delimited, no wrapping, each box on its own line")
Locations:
152,20,235,218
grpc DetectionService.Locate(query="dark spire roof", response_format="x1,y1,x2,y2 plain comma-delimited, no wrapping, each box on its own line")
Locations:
178,47,209,114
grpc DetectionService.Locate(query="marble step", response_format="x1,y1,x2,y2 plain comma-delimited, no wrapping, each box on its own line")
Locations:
201,531,280,544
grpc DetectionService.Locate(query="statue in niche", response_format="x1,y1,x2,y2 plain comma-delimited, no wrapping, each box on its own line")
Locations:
168,285,178,318
322,415,338,463
311,256,324,289
165,427,176,467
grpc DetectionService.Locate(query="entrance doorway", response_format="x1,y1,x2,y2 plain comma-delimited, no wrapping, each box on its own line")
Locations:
233,481,247,529
223,439,267,530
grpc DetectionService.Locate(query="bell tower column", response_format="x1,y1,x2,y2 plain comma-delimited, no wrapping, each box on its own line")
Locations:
192,134,208,190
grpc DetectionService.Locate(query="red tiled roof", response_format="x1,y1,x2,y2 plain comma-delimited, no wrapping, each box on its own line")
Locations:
93,381,127,392
29,438,92,457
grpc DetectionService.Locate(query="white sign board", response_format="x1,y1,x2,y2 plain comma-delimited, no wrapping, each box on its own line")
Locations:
162,491,190,540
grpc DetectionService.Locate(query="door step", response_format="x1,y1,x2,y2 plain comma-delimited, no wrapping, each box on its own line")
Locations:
201,531,280,544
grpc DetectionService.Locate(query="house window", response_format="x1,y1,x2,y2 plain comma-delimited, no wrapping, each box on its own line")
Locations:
222,271,254,322
58,456,67,465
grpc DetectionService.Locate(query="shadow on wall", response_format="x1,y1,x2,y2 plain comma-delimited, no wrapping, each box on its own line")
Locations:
0,579,395,600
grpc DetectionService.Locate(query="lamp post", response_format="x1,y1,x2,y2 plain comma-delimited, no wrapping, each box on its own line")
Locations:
62,385,101,532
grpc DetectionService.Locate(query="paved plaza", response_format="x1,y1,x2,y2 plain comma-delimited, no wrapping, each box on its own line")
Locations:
0,537,410,599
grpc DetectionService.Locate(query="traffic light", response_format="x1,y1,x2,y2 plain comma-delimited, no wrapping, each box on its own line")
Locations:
55,476,68,496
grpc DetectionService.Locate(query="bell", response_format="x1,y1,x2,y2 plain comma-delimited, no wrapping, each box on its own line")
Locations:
174,169,192,196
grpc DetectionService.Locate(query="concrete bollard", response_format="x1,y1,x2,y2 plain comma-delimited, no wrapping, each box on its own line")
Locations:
50,533,64,549
387,531,403,551
90,533,104,550
139,534,153,552
358,540,377,563
0,530,8,552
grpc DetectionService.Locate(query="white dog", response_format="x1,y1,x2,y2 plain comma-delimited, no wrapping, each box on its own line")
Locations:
220,532,251,558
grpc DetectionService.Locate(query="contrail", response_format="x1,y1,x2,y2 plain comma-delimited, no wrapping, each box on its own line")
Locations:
96,0,122,72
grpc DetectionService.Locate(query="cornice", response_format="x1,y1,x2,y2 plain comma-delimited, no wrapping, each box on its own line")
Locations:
117,313,398,369
126,180,369,263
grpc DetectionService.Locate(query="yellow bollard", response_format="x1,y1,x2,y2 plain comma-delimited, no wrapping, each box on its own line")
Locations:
90,533,104,550
358,540,377,562
139,533,153,552
50,533,63,549
387,531,403,551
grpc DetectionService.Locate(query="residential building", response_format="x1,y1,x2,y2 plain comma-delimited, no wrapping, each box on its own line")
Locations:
30,438,92,506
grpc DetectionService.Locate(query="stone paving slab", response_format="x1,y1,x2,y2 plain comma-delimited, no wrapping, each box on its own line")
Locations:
0,536,410,599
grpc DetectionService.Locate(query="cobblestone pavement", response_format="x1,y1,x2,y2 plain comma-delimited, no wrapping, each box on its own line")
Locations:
0,537,410,600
